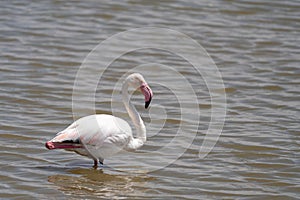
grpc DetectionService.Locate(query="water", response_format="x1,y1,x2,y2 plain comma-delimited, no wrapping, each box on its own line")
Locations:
1,0,299,199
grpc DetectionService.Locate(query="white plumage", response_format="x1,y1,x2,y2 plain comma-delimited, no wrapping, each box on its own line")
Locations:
45,73,153,168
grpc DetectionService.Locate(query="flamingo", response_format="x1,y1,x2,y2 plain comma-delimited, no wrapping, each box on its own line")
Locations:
45,73,153,168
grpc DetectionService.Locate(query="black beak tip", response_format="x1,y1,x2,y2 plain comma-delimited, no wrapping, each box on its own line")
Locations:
145,98,152,109
145,101,150,109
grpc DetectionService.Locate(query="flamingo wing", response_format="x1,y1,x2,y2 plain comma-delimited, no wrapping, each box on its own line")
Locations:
80,115,133,160
46,114,132,160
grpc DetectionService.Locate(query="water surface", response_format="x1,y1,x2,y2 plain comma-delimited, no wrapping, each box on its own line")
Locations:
0,0,299,199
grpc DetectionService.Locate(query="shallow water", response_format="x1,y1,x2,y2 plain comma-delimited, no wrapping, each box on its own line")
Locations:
1,0,299,199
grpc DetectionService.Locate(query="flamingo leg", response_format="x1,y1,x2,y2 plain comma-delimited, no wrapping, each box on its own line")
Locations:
99,160,104,165
93,159,98,169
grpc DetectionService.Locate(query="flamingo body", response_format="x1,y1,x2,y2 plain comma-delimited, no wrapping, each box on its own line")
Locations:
45,73,153,167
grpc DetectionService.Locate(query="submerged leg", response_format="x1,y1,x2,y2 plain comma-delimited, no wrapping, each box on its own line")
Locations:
99,158,104,166
93,159,98,169
93,158,104,169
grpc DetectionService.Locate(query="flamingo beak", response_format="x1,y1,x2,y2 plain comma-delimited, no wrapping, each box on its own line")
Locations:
145,96,152,109
140,83,153,109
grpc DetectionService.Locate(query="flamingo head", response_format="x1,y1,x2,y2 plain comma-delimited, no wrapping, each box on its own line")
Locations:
126,73,153,108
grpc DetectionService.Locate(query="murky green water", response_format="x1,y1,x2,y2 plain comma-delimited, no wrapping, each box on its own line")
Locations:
0,0,299,199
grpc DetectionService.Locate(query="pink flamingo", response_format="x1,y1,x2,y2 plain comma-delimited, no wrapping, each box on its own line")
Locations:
45,73,153,168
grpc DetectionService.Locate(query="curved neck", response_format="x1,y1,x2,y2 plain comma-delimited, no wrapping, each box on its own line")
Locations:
122,80,146,150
